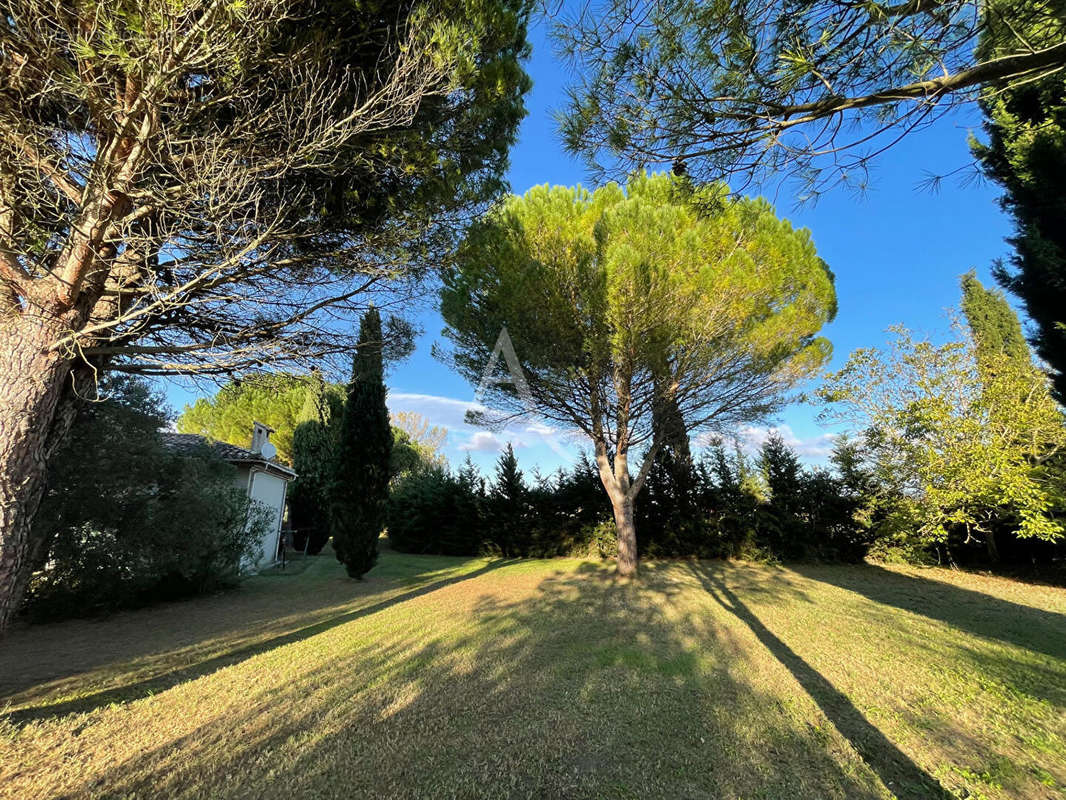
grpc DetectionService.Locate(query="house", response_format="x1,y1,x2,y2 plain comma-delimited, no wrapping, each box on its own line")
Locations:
162,422,296,567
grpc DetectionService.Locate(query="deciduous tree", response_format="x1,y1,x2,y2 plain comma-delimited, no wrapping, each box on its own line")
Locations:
178,374,310,464
390,411,448,479
819,323,1066,553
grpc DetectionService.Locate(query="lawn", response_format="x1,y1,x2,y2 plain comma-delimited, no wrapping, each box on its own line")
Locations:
1,549,1064,800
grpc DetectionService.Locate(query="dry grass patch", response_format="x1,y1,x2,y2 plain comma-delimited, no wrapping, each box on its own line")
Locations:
0,552,1063,799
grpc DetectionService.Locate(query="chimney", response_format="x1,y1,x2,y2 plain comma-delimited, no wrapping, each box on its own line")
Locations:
250,421,274,455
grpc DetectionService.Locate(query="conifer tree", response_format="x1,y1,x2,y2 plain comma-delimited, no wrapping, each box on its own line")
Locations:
291,373,337,554
489,444,528,556
960,271,1031,374
331,309,393,577
458,456,486,497
455,456,487,552
493,444,525,497
759,433,805,557
972,8,1066,402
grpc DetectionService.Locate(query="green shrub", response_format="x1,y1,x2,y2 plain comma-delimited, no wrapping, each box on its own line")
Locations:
582,520,619,560
26,376,268,621
387,465,484,555
390,437,885,565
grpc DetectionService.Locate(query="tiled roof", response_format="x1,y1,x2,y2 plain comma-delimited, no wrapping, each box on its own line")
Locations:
161,432,296,478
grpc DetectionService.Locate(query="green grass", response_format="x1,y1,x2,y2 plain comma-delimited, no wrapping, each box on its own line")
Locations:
1,548,1064,799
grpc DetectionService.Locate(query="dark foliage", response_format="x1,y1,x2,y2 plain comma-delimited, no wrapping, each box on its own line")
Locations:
636,448,718,558
290,377,344,554
973,12,1066,402
634,435,875,563
26,376,266,621
487,444,533,557
389,429,1061,570
529,452,612,556
387,461,485,556
389,436,879,563
331,308,393,578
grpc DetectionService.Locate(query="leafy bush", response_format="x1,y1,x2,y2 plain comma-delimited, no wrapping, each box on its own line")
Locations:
581,519,619,560
25,376,269,621
386,465,485,556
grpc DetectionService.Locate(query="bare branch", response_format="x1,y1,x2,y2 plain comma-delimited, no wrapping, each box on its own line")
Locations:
5,129,83,205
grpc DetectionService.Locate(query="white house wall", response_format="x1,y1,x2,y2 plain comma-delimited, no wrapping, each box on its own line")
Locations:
245,469,288,567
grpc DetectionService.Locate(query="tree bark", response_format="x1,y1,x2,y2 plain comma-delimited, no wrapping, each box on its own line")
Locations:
986,530,1000,564
609,490,638,577
594,437,659,578
0,310,81,632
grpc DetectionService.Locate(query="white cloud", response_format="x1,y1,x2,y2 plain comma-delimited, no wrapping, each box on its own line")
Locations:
391,390,833,465
387,392,485,430
387,390,569,457
742,424,837,460
697,424,837,461
524,420,557,436
458,431,511,452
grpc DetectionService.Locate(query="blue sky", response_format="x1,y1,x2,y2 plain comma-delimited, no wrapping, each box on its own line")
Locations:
163,18,1017,476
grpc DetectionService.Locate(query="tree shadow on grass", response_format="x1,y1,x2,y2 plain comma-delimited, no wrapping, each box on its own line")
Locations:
51,561,903,799
690,563,951,800
793,563,1066,663
2,559,513,726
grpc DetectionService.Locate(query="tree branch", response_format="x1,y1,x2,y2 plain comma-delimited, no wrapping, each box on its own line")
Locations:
778,41,1066,122
7,129,83,205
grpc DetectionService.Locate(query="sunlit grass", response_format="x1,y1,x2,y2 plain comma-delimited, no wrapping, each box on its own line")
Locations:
1,549,1063,799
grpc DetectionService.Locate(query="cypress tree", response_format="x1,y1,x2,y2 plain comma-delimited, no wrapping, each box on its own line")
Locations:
960,271,1031,373
959,271,1059,563
290,372,336,554
971,9,1066,400
331,308,393,577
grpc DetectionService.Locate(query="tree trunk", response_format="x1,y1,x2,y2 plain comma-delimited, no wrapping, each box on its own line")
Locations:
610,491,638,577
986,530,1000,564
0,311,80,632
